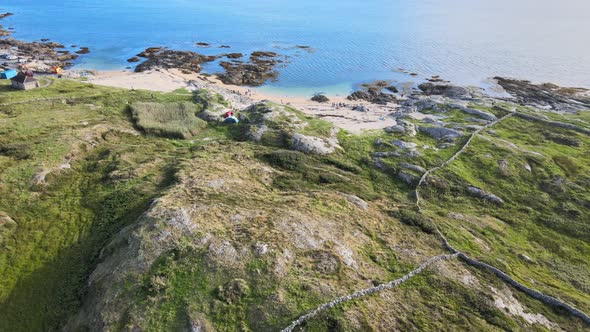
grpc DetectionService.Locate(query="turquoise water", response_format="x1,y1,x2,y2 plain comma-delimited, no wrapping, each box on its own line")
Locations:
2,0,589,94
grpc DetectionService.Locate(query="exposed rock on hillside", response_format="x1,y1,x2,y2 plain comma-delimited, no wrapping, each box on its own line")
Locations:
290,133,339,155
0,211,17,244
419,126,463,141
385,119,417,136
494,77,590,112
467,186,504,205
193,89,231,122
240,102,340,154
65,145,401,330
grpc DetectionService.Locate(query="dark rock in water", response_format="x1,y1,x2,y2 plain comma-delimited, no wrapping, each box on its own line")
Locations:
348,90,396,105
127,56,141,63
217,60,278,86
137,47,164,58
251,51,279,58
494,77,590,112
219,45,231,48
311,94,330,103
225,53,243,59
348,90,371,101
296,45,311,49
70,44,77,48
215,51,284,86
57,54,79,61
410,72,418,76
0,12,14,19
428,75,446,83
135,49,216,73
76,47,90,54
385,85,398,93
40,38,50,42
196,42,210,47
347,80,397,104
57,50,70,54
418,83,470,98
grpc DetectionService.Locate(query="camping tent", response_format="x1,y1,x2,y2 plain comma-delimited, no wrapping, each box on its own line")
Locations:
1,69,17,79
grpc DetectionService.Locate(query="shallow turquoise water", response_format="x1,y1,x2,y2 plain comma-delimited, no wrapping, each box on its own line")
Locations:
1,0,589,94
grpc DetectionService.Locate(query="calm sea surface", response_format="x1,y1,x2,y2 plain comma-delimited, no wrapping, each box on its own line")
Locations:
1,0,589,95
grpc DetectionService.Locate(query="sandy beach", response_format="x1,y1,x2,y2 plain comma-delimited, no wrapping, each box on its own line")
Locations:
82,69,399,133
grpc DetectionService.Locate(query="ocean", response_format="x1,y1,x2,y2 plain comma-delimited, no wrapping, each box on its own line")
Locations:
1,0,589,95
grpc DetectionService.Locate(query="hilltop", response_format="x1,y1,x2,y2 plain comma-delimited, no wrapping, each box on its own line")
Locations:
0,76,589,332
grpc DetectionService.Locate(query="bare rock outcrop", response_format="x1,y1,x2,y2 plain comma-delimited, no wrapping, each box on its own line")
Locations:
466,186,504,205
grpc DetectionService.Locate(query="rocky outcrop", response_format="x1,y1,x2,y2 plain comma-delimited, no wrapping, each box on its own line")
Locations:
290,133,339,155
418,126,462,141
347,80,397,104
216,51,283,86
311,94,330,103
418,83,470,99
0,211,17,244
224,53,243,59
240,102,339,154
0,38,84,72
448,104,496,121
193,89,231,122
399,162,426,174
466,186,504,205
494,106,590,136
385,120,416,136
494,77,590,113
135,49,217,73
75,47,90,55
391,140,417,150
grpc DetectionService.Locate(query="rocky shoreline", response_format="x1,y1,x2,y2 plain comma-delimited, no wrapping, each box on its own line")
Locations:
132,46,285,86
0,12,91,73
3,11,589,114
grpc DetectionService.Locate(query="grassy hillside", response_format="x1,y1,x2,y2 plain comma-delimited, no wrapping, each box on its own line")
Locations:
0,79,588,331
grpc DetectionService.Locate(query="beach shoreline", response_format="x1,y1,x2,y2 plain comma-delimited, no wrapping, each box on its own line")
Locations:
78,68,400,133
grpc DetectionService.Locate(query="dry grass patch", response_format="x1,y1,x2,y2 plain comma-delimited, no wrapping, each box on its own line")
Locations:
130,102,207,139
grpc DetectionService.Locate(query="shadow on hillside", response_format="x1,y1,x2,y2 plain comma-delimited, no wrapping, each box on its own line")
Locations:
0,155,179,331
